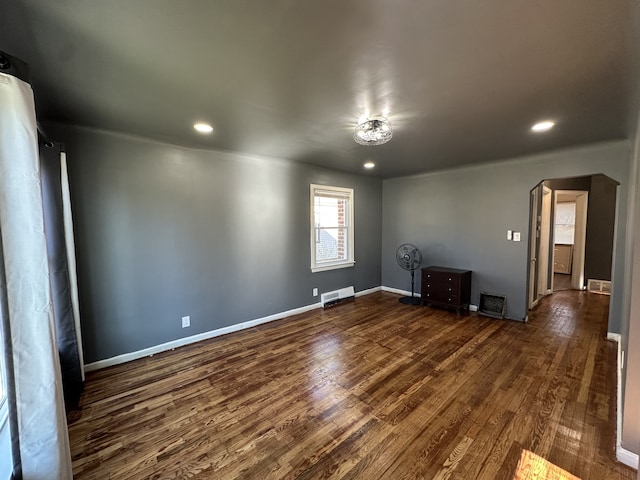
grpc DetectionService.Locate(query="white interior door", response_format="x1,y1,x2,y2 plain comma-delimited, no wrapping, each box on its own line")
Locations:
572,192,588,289
528,185,541,308
537,186,552,299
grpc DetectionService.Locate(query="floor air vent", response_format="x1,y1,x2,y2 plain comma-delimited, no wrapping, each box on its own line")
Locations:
321,286,355,308
478,292,507,319
587,279,611,295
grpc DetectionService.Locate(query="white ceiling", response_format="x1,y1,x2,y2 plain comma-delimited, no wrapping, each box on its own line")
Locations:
1,0,638,178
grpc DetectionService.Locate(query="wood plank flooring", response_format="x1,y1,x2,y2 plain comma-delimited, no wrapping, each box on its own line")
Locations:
68,291,636,479
553,273,573,291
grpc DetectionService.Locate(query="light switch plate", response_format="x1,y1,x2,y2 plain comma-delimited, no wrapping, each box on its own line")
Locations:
507,230,513,240
513,232,521,242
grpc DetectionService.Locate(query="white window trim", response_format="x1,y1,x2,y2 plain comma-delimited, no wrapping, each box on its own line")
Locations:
310,184,355,273
0,320,6,426
0,321,10,480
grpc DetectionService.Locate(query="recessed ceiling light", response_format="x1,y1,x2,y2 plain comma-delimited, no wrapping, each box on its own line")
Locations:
194,122,214,134
531,120,555,133
364,161,375,169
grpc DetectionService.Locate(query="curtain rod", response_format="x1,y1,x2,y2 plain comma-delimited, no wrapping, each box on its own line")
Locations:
37,122,56,149
0,51,63,152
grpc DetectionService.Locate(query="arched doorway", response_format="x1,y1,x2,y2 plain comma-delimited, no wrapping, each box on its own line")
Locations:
527,174,619,310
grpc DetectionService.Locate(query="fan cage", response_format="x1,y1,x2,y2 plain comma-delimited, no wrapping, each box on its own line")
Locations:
396,244,422,272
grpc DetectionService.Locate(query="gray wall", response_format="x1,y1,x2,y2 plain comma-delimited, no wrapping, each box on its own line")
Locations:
622,109,640,455
381,140,631,327
53,125,382,363
585,175,618,282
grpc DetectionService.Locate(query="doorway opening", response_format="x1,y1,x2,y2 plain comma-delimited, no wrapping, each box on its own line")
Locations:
552,191,588,292
527,174,619,311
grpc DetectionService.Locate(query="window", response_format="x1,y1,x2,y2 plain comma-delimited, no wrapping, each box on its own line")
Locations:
555,202,576,244
310,184,355,272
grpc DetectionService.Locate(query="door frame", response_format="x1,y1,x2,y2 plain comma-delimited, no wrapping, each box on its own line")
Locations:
528,182,553,309
528,186,540,309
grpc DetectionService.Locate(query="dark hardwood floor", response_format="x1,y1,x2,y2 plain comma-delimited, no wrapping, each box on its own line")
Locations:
68,291,636,479
554,273,573,291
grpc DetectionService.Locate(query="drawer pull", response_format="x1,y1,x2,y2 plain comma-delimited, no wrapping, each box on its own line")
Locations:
448,277,452,281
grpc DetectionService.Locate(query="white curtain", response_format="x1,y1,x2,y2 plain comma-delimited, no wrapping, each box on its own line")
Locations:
0,69,73,478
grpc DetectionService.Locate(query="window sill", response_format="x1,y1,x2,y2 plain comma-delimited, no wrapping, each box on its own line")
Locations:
311,261,355,273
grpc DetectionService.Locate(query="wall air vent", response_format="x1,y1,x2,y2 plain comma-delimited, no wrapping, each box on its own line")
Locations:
478,292,507,319
587,279,612,295
321,286,355,308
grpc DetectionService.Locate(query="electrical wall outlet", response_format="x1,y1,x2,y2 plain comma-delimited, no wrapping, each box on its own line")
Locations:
313,288,318,297
513,232,521,242
181,315,190,328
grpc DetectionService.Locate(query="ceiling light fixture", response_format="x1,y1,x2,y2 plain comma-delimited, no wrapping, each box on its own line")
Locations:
354,117,393,146
194,122,214,134
363,161,375,169
531,120,555,133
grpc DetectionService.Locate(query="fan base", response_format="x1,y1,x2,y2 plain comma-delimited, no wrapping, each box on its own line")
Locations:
399,296,422,306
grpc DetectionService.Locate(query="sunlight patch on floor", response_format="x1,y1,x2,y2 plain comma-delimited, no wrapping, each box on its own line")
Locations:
513,449,580,480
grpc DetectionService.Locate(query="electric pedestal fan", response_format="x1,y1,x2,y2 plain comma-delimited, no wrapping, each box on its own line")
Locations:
396,243,423,305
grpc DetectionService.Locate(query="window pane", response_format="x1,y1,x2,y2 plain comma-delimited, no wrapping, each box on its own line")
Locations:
314,197,348,228
315,228,348,263
555,202,576,244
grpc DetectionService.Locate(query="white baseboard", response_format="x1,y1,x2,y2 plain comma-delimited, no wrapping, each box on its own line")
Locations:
355,286,381,297
85,287,381,372
617,446,639,469
605,332,638,468
381,286,421,297
607,332,621,342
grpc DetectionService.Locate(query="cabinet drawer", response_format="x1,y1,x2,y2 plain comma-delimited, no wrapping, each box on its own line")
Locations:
423,283,458,296
425,292,458,304
424,272,459,285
